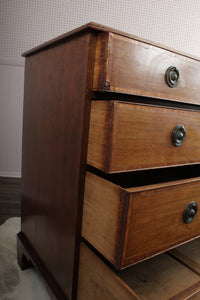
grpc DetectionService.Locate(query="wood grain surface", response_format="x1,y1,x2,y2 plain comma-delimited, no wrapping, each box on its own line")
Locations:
87,100,200,173
87,101,113,171
78,242,200,300
119,253,200,300
77,243,140,300
82,172,200,269
123,179,200,267
93,33,200,105
20,31,96,300
19,22,200,300
169,281,200,300
169,238,200,276
82,171,129,268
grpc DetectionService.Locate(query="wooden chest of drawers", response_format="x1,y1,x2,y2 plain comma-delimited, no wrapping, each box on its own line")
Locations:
17,23,200,299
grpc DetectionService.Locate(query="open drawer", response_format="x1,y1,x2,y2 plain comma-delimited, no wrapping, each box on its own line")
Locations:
78,242,200,300
82,170,200,269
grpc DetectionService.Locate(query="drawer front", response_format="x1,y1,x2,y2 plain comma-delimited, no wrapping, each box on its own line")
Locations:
93,32,200,105
124,180,200,267
87,101,200,173
82,172,200,269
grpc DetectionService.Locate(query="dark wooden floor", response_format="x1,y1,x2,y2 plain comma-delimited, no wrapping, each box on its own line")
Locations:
0,177,21,225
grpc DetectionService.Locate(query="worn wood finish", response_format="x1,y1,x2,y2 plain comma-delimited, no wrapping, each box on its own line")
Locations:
169,239,200,275
169,281,200,300
169,249,200,276
82,172,200,269
77,243,140,300
19,23,200,299
82,171,128,267
88,100,200,173
19,31,96,300
78,243,200,300
119,254,200,300
93,33,200,105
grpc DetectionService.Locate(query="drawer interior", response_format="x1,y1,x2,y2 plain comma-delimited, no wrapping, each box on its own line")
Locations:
78,241,200,300
89,164,200,188
119,245,200,300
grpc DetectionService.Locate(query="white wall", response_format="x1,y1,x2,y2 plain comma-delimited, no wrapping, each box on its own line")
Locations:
0,65,24,177
1,0,200,177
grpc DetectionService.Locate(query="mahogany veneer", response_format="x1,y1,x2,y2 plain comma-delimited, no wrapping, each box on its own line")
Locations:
93,32,200,105
87,100,200,172
18,23,200,300
18,29,97,300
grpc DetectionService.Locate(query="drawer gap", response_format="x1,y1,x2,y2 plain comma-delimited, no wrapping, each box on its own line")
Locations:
87,164,200,189
92,91,200,111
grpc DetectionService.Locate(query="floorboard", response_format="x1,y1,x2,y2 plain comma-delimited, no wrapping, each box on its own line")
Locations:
0,177,21,224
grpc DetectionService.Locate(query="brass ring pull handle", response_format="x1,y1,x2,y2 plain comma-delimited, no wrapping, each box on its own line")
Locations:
165,66,180,88
183,201,198,224
171,124,186,147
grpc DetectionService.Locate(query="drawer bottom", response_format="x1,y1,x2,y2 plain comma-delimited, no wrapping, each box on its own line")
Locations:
77,241,200,300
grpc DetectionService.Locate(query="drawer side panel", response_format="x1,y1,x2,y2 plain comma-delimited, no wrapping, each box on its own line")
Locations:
78,243,139,300
87,101,113,172
82,172,129,268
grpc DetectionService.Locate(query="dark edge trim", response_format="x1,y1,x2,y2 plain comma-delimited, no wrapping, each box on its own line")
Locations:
103,32,111,90
97,31,109,91
104,100,114,173
17,231,67,300
81,237,122,273
117,191,130,269
72,31,98,300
